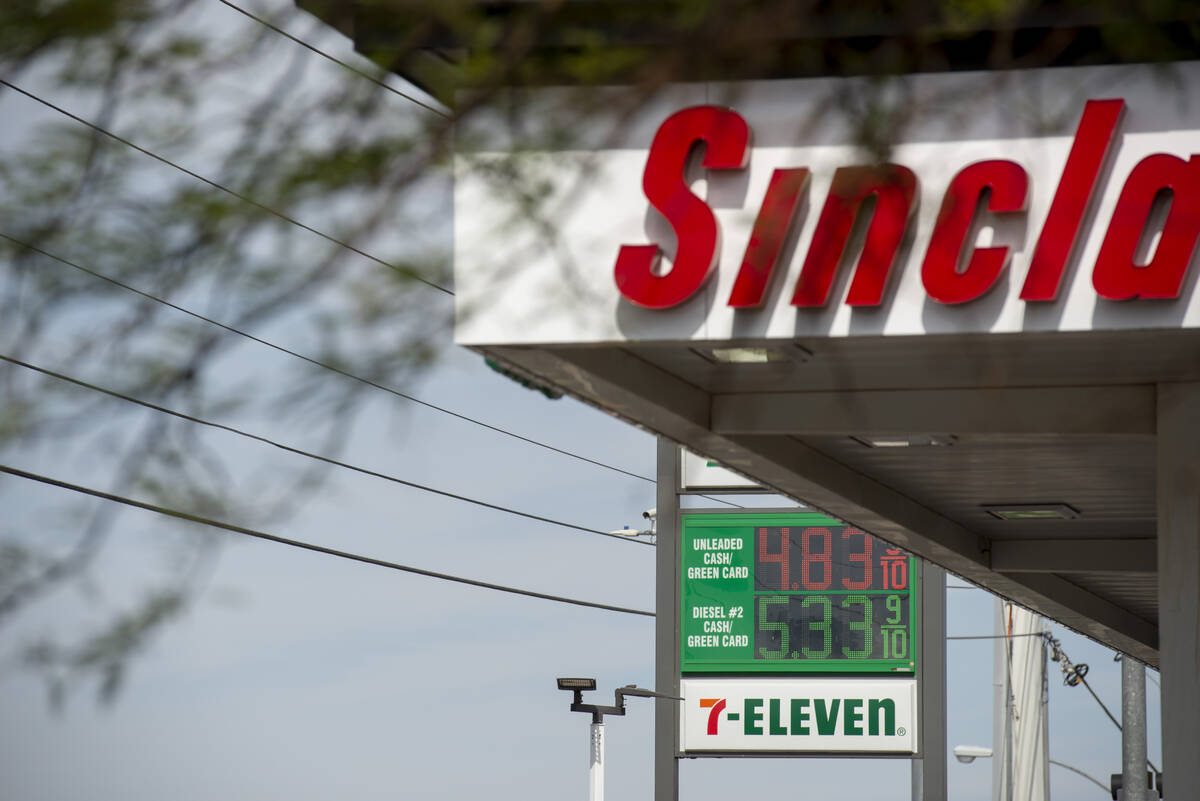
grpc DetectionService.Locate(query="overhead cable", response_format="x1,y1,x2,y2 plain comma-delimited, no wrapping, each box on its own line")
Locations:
945,632,1047,640
1048,760,1109,794
214,0,450,119
0,463,655,617
0,353,652,547
0,231,742,507
1046,631,1161,774
0,79,452,296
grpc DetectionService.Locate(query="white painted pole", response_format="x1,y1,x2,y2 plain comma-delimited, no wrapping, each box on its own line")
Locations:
992,599,1007,801
589,721,605,801
1008,606,1048,801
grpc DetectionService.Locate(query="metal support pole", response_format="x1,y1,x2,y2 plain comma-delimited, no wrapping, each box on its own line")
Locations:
912,561,947,801
1157,382,1200,799
1121,658,1148,801
589,721,605,801
654,438,680,801
1039,636,1051,801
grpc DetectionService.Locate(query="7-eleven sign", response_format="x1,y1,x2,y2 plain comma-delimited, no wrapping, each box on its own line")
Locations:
682,678,917,754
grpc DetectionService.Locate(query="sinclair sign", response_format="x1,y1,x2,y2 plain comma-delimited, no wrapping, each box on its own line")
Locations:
614,98,1191,309
454,61,1200,346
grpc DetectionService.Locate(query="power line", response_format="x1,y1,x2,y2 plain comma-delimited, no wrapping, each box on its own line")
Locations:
0,231,662,489
1048,760,1109,794
0,463,655,617
0,353,652,547
1071,666,1160,775
946,632,1047,640
1079,673,1123,731
1074,670,1161,775
695,495,744,508
1047,634,1162,775
214,0,450,120
0,78,452,296
1,232,742,509
0,83,744,509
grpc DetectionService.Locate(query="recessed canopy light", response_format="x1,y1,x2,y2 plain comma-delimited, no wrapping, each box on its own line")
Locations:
852,434,957,448
694,344,812,365
983,504,1080,521
709,347,781,363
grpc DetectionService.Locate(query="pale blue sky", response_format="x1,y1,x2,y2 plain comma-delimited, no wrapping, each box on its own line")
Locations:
0,3,1161,799
0,338,1162,800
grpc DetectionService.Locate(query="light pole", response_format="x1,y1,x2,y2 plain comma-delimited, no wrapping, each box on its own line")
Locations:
556,678,679,801
608,508,657,540
953,745,1110,796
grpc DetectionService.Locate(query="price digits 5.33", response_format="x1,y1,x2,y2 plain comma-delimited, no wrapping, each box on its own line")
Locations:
754,592,910,661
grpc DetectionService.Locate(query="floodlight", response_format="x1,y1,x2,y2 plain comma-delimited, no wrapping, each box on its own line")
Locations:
555,680,674,801
953,745,993,764
608,527,653,537
615,684,682,701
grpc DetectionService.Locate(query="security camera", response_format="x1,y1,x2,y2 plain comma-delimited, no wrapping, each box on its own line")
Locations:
643,508,657,521
953,745,993,764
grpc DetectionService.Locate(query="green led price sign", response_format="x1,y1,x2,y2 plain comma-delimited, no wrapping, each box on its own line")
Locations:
681,512,917,674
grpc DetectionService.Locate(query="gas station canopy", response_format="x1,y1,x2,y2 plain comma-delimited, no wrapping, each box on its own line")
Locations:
298,1,1200,777
448,62,1200,668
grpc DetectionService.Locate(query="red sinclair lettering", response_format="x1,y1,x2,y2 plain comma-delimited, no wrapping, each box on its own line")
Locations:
728,167,810,308
922,159,1028,304
1021,99,1125,301
1094,154,1200,299
792,164,917,307
613,106,749,309
613,98,1200,309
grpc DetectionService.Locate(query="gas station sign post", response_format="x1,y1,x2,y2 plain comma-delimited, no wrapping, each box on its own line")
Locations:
677,511,922,756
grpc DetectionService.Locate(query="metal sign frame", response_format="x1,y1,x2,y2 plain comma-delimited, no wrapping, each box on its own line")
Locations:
679,449,764,493
678,676,920,757
679,510,920,675
670,505,926,758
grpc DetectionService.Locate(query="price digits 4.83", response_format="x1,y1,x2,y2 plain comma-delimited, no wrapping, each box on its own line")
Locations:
754,525,908,592
753,526,911,662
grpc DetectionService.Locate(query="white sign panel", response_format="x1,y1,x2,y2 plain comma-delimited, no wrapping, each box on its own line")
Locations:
680,449,760,491
455,61,1200,346
680,677,917,754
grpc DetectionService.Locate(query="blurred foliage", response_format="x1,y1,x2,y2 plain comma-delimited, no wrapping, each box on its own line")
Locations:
1,0,1196,708
310,0,1199,102
0,0,464,707
23,588,187,710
